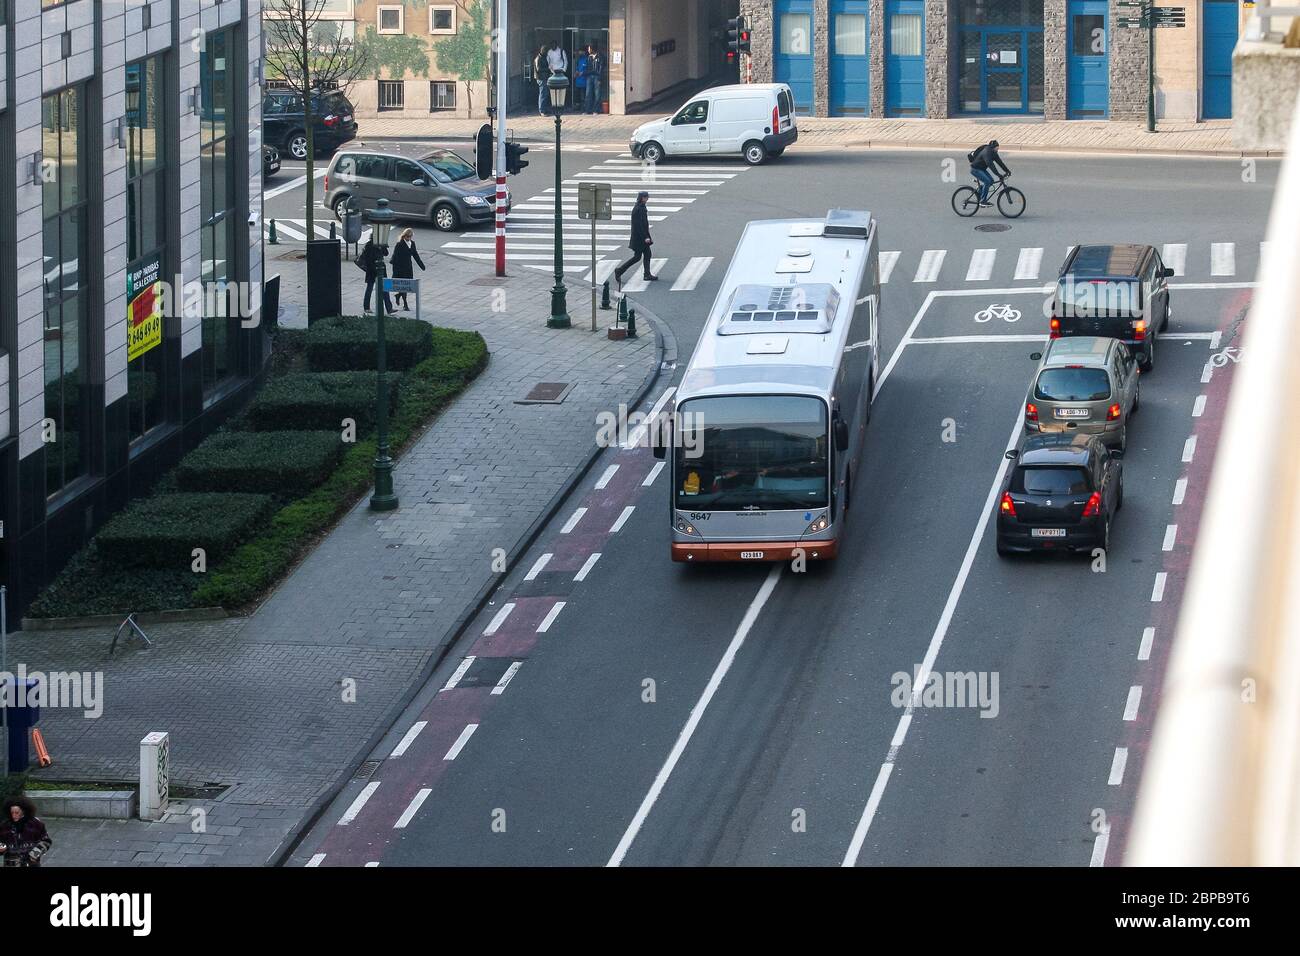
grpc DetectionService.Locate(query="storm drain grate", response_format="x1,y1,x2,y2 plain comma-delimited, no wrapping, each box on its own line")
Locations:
353,760,382,782
517,381,574,405
975,223,1012,232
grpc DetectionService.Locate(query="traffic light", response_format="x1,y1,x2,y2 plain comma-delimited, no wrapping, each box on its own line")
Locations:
505,141,529,176
727,16,745,55
738,27,751,55
474,123,492,180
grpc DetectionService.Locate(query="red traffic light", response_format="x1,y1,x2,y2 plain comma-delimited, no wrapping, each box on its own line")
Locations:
740,31,750,40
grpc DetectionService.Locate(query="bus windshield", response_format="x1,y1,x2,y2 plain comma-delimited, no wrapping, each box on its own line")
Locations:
674,396,829,511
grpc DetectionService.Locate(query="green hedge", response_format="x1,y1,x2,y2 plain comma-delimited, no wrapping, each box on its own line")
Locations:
176,430,344,497
306,314,433,372
97,492,275,569
194,329,488,608
26,547,200,618
242,372,398,433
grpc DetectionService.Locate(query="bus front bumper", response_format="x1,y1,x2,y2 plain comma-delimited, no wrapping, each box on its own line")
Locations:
671,539,838,562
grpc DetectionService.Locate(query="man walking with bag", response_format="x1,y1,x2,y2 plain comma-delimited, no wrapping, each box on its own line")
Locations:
614,191,656,286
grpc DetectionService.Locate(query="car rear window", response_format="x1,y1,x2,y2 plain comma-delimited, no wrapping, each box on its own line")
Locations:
322,93,353,115
1034,367,1111,402
777,89,792,117
1011,466,1092,496
1057,278,1141,317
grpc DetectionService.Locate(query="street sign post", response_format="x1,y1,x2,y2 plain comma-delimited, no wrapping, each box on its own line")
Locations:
1115,2,1184,130
383,277,421,323
578,182,613,331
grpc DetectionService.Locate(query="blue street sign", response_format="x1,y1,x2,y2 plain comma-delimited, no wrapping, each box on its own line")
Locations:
383,278,420,293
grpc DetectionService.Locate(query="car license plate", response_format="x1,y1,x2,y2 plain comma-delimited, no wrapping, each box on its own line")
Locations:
739,551,765,559
343,115,353,123
1031,528,1067,538
1055,407,1090,419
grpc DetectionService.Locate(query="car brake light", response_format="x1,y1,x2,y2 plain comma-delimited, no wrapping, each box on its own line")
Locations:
772,105,779,130
999,492,1017,517
1107,403,1121,421
324,114,338,127
1025,402,1038,422
1132,319,1147,341
1050,316,1061,338
1082,492,1102,517
323,174,328,191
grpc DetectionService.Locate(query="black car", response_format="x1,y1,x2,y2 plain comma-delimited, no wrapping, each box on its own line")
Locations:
263,145,281,178
1050,243,1173,371
996,433,1123,556
263,89,358,161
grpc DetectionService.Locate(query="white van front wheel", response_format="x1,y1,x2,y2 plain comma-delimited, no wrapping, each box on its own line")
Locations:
640,141,664,164
743,141,768,165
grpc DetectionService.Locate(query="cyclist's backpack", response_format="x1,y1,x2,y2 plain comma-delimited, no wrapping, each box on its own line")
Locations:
966,148,978,164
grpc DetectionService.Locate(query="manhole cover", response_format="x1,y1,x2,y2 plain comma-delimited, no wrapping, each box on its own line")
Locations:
275,249,308,261
517,381,574,404
975,223,1012,232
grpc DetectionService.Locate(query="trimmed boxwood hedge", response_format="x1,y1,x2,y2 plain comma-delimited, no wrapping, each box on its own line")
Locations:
243,372,398,433
175,430,344,497
97,492,276,569
306,314,433,372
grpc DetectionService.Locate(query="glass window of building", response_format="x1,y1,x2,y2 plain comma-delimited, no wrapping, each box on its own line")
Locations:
199,28,238,396
126,56,168,443
42,85,90,498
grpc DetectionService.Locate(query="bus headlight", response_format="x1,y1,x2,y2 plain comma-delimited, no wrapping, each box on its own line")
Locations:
804,515,829,534
675,518,699,535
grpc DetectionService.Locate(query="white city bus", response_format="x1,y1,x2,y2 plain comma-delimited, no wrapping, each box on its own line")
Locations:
654,209,880,562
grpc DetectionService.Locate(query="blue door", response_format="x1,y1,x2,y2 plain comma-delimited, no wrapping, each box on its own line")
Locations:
885,0,925,116
1067,0,1108,117
774,0,815,115
829,0,869,115
1203,0,1236,119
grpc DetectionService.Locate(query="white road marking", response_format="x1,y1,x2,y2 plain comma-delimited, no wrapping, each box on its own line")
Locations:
878,250,900,284
265,167,326,200
1139,627,1155,661
1209,330,1222,349
909,334,1046,345
443,240,621,252
442,657,476,691
1162,243,1187,277
623,386,677,449
574,552,602,582
643,461,666,487
1182,435,1197,463
1108,748,1128,786
1162,525,1178,551
1210,242,1235,276
524,553,552,581
608,565,783,866
537,601,566,633
610,506,636,533
1200,362,1214,385
671,256,713,291
621,259,668,292
1014,247,1043,280
560,508,588,533
965,248,996,281
1090,829,1110,867
443,724,478,761
1151,572,1167,603
842,402,1027,866
595,464,620,489
1192,395,1206,417
272,220,310,241
913,249,946,282
306,853,326,867
338,781,380,826
394,789,432,829
483,603,516,635
364,861,380,867
389,721,428,758
515,203,683,213
1124,686,1143,721
491,661,522,695
1172,478,1187,505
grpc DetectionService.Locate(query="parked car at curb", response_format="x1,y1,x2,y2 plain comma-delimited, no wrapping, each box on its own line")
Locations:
263,145,281,179
263,89,358,160
1024,336,1140,451
630,83,797,166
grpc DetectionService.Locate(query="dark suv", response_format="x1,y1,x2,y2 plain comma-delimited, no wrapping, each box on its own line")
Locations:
1050,243,1173,371
263,89,358,161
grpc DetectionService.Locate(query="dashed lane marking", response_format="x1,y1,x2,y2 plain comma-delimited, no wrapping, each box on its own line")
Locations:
643,461,666,487
389,721,428,758
492,661,522,695
537,602,566,633
1162,525,1178,552
394,789,432,829
1151,572,1167,603
524,553,552,581
1139,627,1155,661
595,464,620,489
560,508,588,533
443,724,478,761
483,603,516,636
338,782,380,826
1108,748,1128,786
1123,686,1143,721
574,552,602,582
610,506,636,533
442,657,476,691
1172,478,1187,505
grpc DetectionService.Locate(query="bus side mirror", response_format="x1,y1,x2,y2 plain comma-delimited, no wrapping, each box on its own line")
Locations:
652,417,669,460
833,413,849,452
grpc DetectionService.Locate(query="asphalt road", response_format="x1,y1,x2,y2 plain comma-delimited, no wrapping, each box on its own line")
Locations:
285,142,1274,867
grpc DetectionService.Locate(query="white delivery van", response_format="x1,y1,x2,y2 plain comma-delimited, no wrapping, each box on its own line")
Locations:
630,83,798,166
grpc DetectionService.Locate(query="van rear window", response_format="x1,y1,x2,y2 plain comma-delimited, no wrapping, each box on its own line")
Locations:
1057,278,1141,317
777,90,793,117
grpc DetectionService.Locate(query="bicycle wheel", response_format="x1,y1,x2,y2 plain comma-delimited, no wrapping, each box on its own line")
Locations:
998,186,1026,219
951,186,980,218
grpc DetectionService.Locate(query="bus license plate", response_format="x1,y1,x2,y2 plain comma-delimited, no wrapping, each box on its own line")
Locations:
740,551,765,559
1031,528,1067,538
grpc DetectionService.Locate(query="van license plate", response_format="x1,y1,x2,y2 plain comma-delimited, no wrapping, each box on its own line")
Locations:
1031,528,1067,538
740,551,765,559
1055,407,1091,419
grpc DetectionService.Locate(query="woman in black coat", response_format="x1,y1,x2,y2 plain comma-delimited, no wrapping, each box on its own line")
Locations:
359,237,393,314
1,796,52,867
389,228,426,311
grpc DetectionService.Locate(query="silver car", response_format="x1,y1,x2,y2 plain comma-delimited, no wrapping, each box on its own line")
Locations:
1024,336,1140,450
322,147,509,232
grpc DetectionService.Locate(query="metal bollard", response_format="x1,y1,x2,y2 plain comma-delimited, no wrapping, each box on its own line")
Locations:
626,307,638,338
267,219,278,245
617,295,628,326
601,279,612,310
329,221,337,240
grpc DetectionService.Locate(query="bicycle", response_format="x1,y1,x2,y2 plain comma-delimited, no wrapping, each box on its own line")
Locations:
951,174,1026,219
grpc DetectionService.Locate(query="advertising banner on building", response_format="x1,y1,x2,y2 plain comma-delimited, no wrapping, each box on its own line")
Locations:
126,253,163,362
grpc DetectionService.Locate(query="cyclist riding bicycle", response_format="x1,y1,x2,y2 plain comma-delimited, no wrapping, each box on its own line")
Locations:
968,140,1011,207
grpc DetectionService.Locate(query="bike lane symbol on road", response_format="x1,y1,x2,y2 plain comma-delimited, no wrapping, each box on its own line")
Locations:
975,303,1022,323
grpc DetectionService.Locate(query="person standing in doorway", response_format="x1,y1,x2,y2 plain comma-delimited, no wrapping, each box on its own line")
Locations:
584,44,604,114
389,228,425,311
360,234,394,315
614,191,656,286
574,46,589,113
546,39,568,75
533,45,548,115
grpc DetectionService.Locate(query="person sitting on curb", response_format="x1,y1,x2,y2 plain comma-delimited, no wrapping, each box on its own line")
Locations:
0,797,52,868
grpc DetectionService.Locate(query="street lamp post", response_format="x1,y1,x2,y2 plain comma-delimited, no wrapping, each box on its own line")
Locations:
547,72,571,329
366,198,399,511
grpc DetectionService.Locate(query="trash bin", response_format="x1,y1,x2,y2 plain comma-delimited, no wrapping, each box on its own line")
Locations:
343,205,364,245
3,677,40,773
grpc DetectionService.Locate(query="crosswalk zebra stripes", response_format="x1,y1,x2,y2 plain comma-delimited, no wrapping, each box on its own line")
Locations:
264,218,371,243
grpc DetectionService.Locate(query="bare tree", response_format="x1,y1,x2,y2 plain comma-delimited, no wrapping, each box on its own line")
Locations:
264,0,369,237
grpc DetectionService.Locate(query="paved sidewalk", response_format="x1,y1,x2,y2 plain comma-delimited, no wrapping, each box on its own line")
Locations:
13,250,657,866
355,112,1266,156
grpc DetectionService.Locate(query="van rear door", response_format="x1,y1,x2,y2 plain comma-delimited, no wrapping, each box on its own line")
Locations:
777,87,795,133
1056,277,1142,338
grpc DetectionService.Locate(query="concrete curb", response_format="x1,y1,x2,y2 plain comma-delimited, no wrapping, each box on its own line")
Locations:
21,607,228,632
38,789,139,819
268,302,671,867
